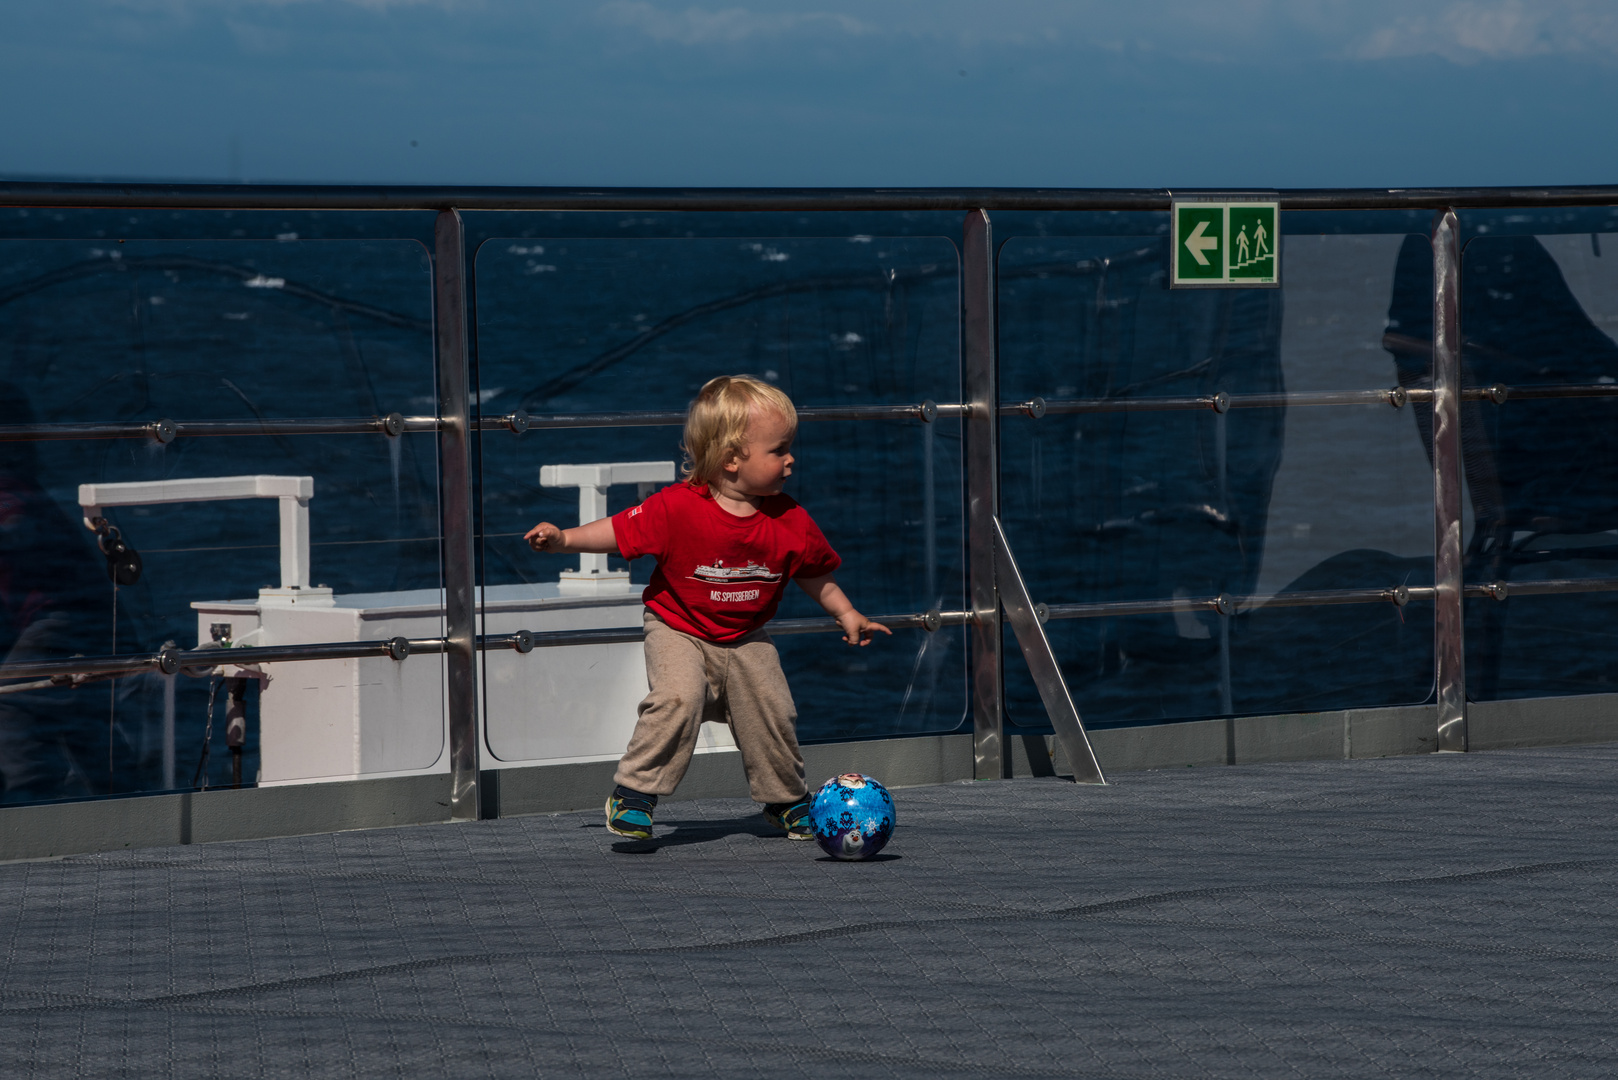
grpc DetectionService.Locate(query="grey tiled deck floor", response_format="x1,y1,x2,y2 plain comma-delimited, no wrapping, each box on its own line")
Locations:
3,744,1617,1078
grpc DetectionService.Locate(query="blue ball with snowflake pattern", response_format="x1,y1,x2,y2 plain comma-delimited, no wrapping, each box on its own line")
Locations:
810,773,895,860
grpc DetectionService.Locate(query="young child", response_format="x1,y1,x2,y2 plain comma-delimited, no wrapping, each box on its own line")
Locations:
524,375,889,841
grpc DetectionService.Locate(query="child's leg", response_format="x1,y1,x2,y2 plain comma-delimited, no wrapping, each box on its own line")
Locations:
614,613,715,796
721,633,808,805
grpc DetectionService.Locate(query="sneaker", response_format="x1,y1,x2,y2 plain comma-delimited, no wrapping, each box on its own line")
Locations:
763,799,814,841
605,786,658,840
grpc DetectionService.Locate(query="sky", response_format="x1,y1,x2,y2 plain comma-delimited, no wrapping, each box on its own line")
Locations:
2,0,1616,188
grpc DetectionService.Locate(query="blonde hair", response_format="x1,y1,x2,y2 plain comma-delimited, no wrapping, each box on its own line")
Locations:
681,375,798,487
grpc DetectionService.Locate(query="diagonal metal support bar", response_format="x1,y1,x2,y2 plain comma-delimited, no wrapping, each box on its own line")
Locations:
992,517,1106,785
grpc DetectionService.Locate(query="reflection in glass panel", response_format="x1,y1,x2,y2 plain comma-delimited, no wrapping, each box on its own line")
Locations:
0,240,440,803
474,237,966,749
1454,234,1618,698
1454,233,1618,389
998,232,1434,726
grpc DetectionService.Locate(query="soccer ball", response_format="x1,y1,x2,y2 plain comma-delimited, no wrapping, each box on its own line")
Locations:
810,773,895,861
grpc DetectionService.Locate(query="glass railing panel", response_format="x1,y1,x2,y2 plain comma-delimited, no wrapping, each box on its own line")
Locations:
1460,232,1618,699
0,238,434,421
998,231,1435,726
0,239,441,803
473,235,966,759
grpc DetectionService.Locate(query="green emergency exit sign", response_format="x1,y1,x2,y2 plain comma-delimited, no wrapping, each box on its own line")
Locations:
1171,201,1279,287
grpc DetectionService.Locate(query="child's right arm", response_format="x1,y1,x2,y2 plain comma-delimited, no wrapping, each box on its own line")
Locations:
525,517,620,555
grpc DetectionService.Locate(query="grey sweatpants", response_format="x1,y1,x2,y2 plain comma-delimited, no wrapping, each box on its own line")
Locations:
614,610,808,804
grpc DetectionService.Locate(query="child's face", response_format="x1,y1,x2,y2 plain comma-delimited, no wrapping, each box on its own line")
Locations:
724,407,795,496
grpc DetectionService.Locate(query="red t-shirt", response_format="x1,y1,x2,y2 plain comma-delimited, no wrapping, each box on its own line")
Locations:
612,482,841,642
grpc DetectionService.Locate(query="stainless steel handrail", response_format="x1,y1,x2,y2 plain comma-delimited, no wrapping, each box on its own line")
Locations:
0,652,181,682
6,180,1618,212
480,382,1618,436
1036,577,1618,621
19,572,1614,683
481,628,643,650
0,414,438,443
1459,384,1618,404
10,574,1614,684
1041,585,1436,622
1466,578,1618,600
0,636,444,683
16,380,1613,445
999,384,1618,419
480,411,685,432
1241,586,1436,611
177,416,440,437
0,402,971,444
771,609,972,634
0,421,172,443
478,609,972,652
0,609,972,684
1001,387,1427,418
478,402,968,433
218,638,447,665
8,386,1612,444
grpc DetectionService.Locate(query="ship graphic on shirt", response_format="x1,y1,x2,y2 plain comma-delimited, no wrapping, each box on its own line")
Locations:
690,560,782,584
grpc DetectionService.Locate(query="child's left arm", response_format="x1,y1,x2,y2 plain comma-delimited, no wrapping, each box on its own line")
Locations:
795,573,891,646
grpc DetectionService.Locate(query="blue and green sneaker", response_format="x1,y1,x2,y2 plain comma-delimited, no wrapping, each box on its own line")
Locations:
605,786,658,840
763,799,814,841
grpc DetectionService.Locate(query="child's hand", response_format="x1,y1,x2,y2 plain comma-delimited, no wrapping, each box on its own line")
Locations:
837,610,891,646
525,522,564,553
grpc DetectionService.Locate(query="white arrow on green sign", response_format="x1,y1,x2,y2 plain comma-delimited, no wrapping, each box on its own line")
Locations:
1171,201,1279,288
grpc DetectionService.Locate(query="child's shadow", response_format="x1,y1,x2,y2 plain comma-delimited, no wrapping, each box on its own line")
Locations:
596,814,779,855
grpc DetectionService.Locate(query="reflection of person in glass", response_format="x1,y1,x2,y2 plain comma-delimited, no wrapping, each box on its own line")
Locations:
0,383,109,803
1384,233,1618,697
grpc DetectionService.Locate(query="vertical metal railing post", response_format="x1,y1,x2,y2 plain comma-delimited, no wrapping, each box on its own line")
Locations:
434,209,482,817
1431,208,1468,752
963,210,1005,779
